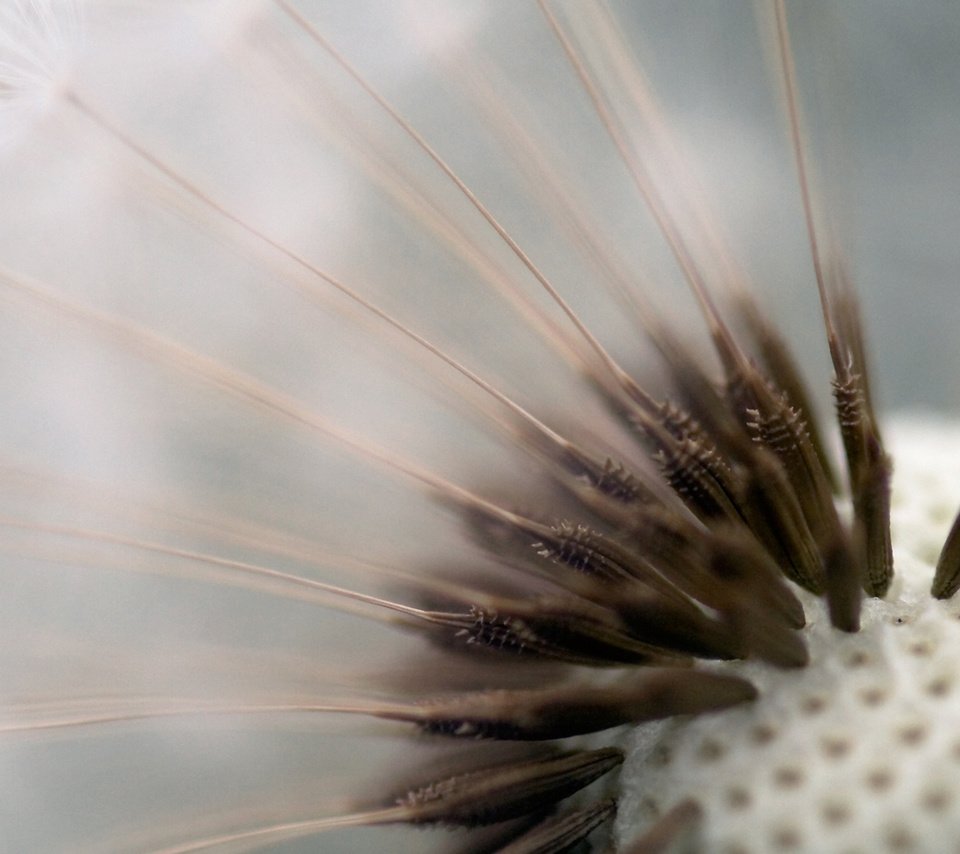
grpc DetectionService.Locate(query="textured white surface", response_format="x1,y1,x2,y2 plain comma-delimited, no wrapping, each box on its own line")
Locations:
617,416,960,853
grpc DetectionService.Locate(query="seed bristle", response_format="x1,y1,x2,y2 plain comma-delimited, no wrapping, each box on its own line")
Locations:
385,669,757,741
734,292,841,493
932,508,960,600
395,747,624,827
498,797,618,854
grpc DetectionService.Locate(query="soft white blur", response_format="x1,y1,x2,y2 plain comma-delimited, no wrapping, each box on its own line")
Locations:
0,1,958,851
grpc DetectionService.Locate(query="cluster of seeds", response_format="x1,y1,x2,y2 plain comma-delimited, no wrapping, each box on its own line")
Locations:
4,3,960,853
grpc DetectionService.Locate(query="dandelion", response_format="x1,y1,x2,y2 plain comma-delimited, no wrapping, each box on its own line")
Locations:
2,2,960,852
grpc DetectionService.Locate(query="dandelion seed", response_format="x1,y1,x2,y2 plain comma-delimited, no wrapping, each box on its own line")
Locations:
3,2,960,853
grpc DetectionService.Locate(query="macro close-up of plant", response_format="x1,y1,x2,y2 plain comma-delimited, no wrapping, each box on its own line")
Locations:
4,1,960,852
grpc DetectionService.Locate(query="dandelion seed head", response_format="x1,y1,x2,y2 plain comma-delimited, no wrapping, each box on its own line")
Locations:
617,417,960,852
4,2,960,853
